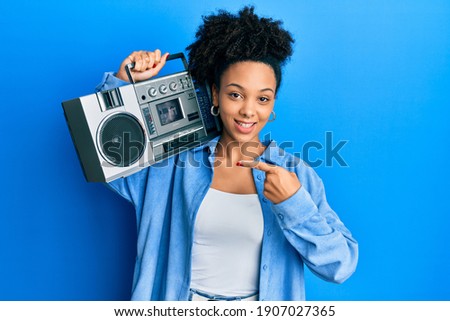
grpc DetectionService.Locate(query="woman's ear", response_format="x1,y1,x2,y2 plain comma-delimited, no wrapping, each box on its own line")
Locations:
211,83,219,107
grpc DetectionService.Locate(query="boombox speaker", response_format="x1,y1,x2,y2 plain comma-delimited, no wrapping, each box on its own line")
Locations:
62,53,220,183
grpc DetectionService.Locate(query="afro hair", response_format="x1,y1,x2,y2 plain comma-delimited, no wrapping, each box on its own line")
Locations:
186,5,294,92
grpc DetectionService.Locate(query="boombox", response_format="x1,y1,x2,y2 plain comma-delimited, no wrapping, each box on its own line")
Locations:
62,53,221,182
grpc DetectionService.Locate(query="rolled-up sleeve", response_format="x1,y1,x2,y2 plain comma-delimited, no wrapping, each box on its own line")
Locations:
95,72,128,92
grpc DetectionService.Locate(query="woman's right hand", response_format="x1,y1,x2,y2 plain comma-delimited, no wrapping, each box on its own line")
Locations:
116,49,169,83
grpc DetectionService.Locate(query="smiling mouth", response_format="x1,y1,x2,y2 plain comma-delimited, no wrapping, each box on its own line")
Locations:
235,120,257,128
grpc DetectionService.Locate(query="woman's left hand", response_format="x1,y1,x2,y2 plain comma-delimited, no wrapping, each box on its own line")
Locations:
238,160,302,204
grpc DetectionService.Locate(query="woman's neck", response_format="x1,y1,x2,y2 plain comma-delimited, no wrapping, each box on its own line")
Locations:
216,135,266,166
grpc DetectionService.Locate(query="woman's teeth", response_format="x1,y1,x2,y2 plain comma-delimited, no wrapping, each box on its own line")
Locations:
237,121,254,128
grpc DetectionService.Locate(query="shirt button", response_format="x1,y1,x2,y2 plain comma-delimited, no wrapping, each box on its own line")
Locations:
267,230,272,236
262,197,268,203
278,214,284,220
257,174,262,180
263,264,268,271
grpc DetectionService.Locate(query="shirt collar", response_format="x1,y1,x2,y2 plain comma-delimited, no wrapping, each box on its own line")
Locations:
256,139,286,167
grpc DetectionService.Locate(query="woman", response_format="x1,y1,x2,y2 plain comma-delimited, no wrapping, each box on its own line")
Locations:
96,6,358,301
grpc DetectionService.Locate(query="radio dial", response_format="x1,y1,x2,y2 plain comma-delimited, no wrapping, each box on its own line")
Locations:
159,84,168,94
148,87,157,97
169,82,178,91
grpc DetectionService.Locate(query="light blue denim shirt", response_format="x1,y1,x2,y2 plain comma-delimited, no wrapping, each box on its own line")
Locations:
97,73,358,301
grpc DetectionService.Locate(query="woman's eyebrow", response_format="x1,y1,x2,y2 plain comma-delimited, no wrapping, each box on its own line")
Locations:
225,83,274,93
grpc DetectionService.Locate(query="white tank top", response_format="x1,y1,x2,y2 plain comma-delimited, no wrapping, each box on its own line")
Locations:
190,188,264,297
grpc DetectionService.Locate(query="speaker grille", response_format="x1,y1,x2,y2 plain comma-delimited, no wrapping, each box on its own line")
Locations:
98,113,145,167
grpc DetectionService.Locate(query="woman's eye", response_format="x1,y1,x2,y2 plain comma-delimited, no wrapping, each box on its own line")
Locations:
259,97,270,103
229,92,241,99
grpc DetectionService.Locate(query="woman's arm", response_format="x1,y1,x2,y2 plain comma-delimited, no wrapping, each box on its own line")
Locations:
239,159,358,283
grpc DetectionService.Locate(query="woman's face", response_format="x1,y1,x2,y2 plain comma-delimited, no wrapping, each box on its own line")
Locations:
212,61,277,145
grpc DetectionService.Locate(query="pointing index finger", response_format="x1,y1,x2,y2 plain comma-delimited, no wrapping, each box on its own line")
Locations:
237,160,277,173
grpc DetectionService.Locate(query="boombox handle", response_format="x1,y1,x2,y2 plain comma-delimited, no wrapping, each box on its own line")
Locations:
125,52,189,84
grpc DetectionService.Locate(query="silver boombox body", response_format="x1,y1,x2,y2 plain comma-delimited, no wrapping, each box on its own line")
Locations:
62,53,221,182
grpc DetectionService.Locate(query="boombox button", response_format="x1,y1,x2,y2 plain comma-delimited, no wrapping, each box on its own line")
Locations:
159,84,168,94
148,87,157,97
169,82,178,91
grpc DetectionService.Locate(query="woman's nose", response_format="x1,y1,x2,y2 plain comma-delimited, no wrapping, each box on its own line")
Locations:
239,101,256,118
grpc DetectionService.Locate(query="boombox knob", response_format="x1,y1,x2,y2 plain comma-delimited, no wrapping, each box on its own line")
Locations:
159,84,168,94
148,87,158,97
169,81,178,91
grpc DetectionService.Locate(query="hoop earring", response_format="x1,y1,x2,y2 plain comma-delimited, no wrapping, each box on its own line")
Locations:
210,105,220,117
268,111,276,122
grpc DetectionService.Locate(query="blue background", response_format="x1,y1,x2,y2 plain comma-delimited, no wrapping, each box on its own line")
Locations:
1,0,449,300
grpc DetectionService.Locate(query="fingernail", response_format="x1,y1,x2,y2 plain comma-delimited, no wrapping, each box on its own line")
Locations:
236,161,243,167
